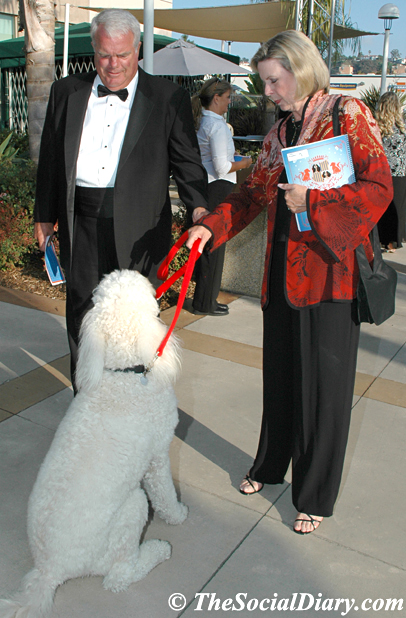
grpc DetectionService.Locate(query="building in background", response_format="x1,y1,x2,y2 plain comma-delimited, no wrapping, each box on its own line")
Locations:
0,0,173,42
329,73,406,100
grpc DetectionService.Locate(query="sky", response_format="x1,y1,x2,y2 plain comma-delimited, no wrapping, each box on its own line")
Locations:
172,0,404,61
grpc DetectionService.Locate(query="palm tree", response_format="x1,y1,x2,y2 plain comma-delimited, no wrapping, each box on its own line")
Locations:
250,0,360,59
19,0,55,162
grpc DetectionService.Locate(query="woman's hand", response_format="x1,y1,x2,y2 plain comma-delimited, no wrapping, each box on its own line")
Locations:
186,225,213,253
229,156,253,174
192,207,210,224
240,156,252,169
277,183,307,214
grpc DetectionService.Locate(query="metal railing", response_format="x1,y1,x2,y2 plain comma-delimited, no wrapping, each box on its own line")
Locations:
1,59,210,134
1,56,97,133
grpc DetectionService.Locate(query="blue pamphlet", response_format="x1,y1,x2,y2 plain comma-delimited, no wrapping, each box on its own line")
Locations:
281,134,356,232
44,236,65,286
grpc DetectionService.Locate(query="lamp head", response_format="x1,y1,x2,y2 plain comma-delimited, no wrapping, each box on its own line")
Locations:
378,3,400,31
378,3,400,22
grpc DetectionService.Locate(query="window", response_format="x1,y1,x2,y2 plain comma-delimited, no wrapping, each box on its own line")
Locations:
0,13,14,42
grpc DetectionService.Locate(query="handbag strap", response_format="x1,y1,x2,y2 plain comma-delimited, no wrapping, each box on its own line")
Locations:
333,96,382,267
355,225,383,274
332,96,341,137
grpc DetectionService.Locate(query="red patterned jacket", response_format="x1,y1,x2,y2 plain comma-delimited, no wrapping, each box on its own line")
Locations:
198,92,393,309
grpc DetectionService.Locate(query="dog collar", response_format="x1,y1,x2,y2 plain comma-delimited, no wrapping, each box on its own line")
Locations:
109,365,146,374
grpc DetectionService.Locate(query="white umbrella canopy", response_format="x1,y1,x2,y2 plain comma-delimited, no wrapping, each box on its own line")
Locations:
138,39,251,76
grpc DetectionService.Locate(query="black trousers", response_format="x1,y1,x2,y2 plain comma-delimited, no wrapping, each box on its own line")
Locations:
192,179,234,313
249,242,360,517
66,187,119,392
377,175,406,248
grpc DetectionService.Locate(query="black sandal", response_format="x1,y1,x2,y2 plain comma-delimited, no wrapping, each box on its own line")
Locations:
293,514,323,535
239,474,263,495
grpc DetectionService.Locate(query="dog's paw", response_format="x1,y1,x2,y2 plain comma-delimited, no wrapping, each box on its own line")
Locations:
103,565,133,593
142,539,172,564
162,502,188,525
103,541,171,591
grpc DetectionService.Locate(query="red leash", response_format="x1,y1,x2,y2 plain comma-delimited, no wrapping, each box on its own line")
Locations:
143,232,200,376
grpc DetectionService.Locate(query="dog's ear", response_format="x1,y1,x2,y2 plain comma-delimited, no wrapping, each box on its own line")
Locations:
75,310,105,394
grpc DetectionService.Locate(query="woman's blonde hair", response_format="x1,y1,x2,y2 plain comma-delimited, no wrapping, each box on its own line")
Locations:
251,30,330,101
375,91,405,137
191,77,232,130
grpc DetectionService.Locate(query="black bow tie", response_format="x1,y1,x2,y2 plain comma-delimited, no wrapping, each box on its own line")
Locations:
97,84,128,102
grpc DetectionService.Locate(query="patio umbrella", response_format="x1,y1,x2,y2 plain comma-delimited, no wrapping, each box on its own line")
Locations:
138,39,250,76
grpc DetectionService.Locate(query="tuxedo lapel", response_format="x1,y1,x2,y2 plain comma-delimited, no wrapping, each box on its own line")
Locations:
117,69,155,175
64,75,94,188
64,73,93,253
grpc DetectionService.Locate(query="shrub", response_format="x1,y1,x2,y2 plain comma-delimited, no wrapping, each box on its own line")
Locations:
171,201,190,272
0,193,37,270
0,158,37,215
0,133,37,270
0,130,30,160
360,85,406,116
229,105,265,138
360,85,381,115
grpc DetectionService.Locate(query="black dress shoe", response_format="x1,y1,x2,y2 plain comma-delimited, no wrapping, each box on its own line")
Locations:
216,303,229,311
193,304,229,316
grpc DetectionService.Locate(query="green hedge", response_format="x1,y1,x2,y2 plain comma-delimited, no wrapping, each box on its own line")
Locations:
0,133,38,270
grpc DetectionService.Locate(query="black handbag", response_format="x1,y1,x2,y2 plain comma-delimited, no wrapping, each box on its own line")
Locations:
332,97,397,325
355,226,397,325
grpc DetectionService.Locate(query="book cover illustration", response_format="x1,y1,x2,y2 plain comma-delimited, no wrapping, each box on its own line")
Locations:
281,134,356,231
44,236,66,286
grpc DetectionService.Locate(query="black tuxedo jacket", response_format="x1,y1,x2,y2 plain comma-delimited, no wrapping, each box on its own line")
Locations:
34,68,208,284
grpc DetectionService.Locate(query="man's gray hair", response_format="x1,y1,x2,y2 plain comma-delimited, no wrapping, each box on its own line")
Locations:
90,9,141,48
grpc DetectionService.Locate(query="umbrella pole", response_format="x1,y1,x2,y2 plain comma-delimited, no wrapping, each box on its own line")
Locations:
143,0,154,74
63,3,70,78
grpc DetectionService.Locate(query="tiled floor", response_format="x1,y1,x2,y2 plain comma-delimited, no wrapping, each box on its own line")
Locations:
0,253,405,617
1,287,404,420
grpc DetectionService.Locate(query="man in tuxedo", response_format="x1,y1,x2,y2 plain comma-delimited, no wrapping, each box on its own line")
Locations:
34,9,208,389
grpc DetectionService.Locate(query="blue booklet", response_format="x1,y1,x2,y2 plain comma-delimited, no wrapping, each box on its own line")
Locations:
281,134,356,232
44,236,65,286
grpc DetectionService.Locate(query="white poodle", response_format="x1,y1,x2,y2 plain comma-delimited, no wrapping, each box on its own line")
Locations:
0,270,187,618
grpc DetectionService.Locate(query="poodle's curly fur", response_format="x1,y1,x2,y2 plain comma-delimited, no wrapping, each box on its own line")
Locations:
0,270,187,618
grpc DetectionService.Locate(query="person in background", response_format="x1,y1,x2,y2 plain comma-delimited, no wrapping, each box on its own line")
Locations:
191,78,252,316
187,30,392,534
375,91,406,251
34,9,208,390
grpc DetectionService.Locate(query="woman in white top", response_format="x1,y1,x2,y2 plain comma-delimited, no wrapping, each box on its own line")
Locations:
191,77,252,315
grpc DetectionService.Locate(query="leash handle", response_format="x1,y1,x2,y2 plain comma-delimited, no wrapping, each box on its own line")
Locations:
155,231,197,299
157,230,189,282
154,232,201,359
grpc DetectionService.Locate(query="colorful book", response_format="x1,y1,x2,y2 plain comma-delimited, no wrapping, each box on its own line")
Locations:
281,134,356,232
44,236,65,286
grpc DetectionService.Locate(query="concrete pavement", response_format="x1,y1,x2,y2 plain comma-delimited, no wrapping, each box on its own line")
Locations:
0,248,405,617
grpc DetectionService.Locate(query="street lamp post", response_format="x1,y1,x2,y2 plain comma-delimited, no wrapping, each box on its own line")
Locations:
143,0,154,75
378,3,400,97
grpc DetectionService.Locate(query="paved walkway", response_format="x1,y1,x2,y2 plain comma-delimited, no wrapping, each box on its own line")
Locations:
0,249,405,617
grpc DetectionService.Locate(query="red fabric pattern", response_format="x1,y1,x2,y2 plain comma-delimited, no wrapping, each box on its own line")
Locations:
199,92,393,308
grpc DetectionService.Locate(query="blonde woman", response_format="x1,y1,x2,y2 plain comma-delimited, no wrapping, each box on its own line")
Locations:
191,78,252,315
375,91,406,251
188,31,393,534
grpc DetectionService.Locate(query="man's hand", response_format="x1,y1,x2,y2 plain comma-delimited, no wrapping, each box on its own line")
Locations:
192,207,210,224
34,222,55,252
277,183,307,214
186,225,213,253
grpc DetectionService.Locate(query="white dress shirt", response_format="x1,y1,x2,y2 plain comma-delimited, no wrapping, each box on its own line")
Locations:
76,72,139,187
197,109,236,184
